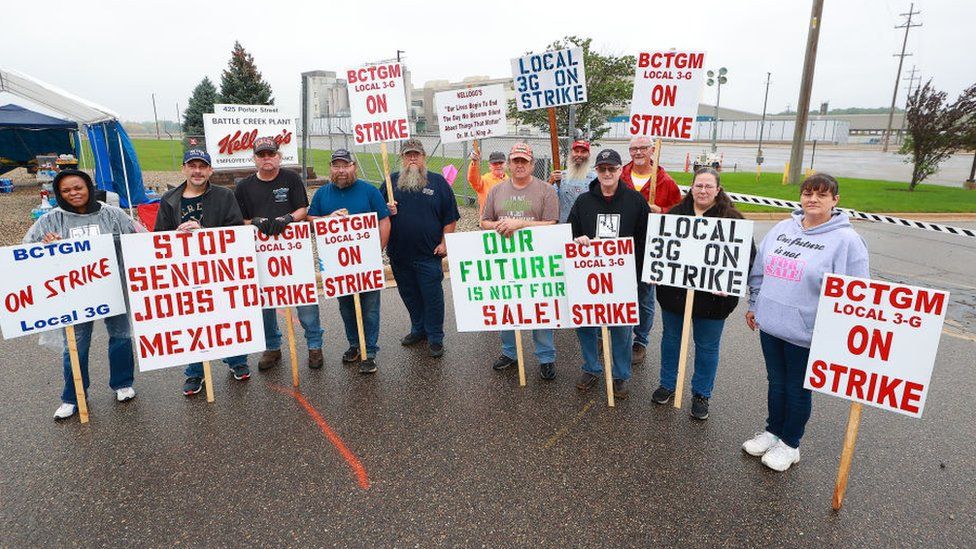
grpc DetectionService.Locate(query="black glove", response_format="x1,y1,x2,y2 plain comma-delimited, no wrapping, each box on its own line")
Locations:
275,214,294,226
266,218,286,236
252,217,272,235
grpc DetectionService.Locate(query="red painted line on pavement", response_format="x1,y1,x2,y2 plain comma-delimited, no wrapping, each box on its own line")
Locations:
269,383,370,490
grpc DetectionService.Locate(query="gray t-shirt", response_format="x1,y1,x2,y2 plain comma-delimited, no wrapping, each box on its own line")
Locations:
481,177,559,223
557,171,595,223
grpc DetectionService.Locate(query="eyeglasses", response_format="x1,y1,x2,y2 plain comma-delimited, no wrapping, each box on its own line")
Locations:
628,146,650,152
596,165,619,173
692,184,718,191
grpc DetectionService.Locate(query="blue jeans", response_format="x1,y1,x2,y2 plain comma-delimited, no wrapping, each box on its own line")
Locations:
184,355,248,378
576,326,633,381
263,305,323,351
659,308,725,398
760,331,813,449
633,282,655,348
60,315,134,405
500,329,555,363
338,290,381,358
390,256,445,345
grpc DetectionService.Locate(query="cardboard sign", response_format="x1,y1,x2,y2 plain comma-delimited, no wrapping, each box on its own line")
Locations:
628,50,707,140
804,275,948,418
314,213,385,299
346,63,410,145
121,227,266,371
203,104,298,169
255,222,318,309
446,225,571,332
435,84,508,143
642,214,753,297
0,235,127,339
511,47,587,111
564,238,639,327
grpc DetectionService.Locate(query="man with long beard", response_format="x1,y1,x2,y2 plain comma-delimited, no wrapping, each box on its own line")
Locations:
307,149,391,374
550,139,595,223
620,136,682,366
382,139,460,358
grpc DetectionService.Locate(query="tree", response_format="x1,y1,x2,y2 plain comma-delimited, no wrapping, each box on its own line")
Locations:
508,36,634,143
182,76,218,135
218,41,274,105
900,80,976,190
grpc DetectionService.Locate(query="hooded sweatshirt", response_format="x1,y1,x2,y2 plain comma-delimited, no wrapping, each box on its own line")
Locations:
23,170,137,243
567,178,651,281
747,209,870,348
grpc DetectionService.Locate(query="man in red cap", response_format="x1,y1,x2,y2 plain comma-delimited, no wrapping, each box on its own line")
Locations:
551,139,595,223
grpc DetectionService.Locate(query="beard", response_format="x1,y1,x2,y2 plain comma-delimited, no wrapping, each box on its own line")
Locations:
330,172,354,188
566,159,590,181
398,165,428,192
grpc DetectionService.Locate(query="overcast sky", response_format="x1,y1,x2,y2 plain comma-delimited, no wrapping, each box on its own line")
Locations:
2,0,972,122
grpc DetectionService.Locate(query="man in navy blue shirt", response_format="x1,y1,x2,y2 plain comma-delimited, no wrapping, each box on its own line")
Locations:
382,139,460,358
308,149,391,374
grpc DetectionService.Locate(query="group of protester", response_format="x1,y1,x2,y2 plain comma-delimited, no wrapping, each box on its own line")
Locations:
26,134,868,472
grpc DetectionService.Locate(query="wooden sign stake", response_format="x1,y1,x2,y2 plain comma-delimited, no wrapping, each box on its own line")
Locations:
547,107,561,173
673,290,696,409
380,142,395,199
353,293,369,365
600,326,615,407
832,402,864,511
648,138,663,205
64,325,89,424
285,308,300,388
515,329,526,387
203,361,215,403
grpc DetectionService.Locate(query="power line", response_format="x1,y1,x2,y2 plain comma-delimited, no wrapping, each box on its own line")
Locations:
882,3,922,152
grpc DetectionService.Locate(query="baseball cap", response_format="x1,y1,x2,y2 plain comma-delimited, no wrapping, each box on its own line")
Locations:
571,140,591,151
509,142,533,161
401,139,425,155
253,137,279,154
183,149,212,166
488,151,506,163
331,149,354,163
594,149,622,167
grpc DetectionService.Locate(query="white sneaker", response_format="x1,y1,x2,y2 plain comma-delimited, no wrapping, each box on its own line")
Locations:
742,431,780,457
761,440,801,472
53,403,77,420
116,387,136,402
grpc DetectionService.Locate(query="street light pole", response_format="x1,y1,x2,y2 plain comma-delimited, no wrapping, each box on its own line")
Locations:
707,68,728,153
757,72,771,167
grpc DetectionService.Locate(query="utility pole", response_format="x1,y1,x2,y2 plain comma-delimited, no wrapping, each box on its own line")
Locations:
897,65,921,145
151,93,161,140
757,72,771,167
882,3,921,152
787,0,825,185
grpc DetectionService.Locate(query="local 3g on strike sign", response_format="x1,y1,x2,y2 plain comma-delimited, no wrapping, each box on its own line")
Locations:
805,275,949,418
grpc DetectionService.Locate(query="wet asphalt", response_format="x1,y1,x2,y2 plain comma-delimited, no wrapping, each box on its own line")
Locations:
1,221,974,547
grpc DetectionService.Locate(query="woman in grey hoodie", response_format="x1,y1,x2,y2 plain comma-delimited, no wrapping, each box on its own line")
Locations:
742,173,869,472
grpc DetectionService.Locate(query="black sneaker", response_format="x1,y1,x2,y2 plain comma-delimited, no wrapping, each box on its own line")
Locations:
183,377,203,396
576,372,599,390
428,343,444,358
492,355,517,371
539,362,556,380
401,333,427,346
651,385,674,405
230,364,251,381
359,358,377,374
342,346,360,363
691,394,710,420
612,379,630,399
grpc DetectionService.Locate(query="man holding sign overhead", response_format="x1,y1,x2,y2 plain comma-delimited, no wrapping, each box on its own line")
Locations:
567,149,650,398
480,142,560,380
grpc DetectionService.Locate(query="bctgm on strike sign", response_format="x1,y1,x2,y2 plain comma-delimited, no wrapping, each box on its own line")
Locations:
346,63,410,145
121,227,266,371
564,238,639,327
642,214,753,297
446,225,571,332
255,222,318,308
0,235,126,339
511,47,587,111
804,275,948,418
629,50,707,140
435,84,508,144
203,104,298,169
314,213,385,299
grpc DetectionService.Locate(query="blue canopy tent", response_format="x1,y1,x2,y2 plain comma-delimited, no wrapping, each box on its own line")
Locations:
0,104,79,175
0,67,150,206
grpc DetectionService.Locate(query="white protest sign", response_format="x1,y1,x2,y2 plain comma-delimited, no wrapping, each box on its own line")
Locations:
255,222,318,309
0,235,126,339
642,214,753,297
628,50,707,141
804,275,948,418
435,84,508,144
346,63,410,145
203,104,298,169
121,227,266,371
446,225,571,332
314,213,385,299
511,47,587,111
564,238,639,327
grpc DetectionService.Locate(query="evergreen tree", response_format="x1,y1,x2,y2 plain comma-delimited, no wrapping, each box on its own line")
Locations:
182,77,218,135
218,41,274,105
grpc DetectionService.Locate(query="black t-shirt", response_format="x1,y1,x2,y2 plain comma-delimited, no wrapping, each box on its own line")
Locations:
180,194,205,223
234,169,309,220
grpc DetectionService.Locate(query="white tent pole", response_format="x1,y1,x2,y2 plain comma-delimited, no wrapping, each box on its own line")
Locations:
116,130,135,219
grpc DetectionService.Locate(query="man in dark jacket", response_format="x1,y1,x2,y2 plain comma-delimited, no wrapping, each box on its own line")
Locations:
567,149,651,399
155,149,250,396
